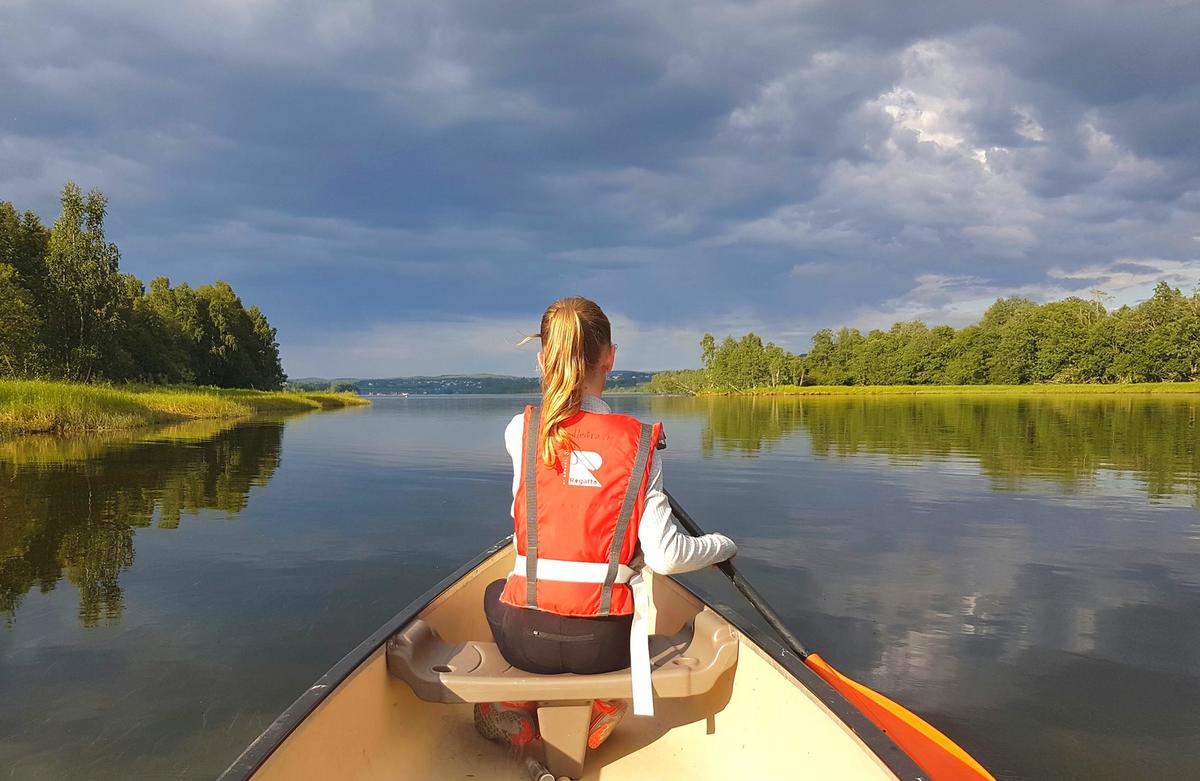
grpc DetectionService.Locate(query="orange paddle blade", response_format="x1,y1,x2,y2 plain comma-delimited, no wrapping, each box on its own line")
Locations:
805,653,995,781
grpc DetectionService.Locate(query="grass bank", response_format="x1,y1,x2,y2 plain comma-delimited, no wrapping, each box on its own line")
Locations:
0,380,369,438
718,382,1200,397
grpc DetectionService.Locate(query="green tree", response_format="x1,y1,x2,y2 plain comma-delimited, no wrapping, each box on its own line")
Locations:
115,275,185,383
764,341,793,386
982,298,1038,384
805,329,837,385
707,335,741,390
1,202,53,369
1032,297,1106,382
246,305,286,390
0,202,51,311
144,278,204,384
700,333,716,370
194,282,252,387
851,329,895,385
43,183,123,380
701,332,795,390
829,327,865,385
190,281,285,389
1110,283,1200,382
918,324,957,384
0,264,43,376
943,325,987,384
734,333,771,388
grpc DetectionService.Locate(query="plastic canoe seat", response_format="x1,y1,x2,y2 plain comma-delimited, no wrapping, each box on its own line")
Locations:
386,606,737,704
385,607,739,779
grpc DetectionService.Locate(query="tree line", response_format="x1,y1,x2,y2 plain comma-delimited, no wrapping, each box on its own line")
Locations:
647,283,1200,393
0,184,285,389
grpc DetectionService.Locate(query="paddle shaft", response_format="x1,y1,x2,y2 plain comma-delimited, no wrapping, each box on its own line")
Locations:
665,491,811,659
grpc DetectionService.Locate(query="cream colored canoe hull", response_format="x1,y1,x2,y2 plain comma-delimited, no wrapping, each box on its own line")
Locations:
221,540,928,780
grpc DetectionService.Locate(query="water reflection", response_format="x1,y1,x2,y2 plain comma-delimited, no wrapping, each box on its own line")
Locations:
644,393,1200,779
0,420,283,625
2,395,1198,780
658,395,1200,502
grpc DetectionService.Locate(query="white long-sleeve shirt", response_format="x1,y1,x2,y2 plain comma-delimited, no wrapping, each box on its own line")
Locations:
504,394,736,574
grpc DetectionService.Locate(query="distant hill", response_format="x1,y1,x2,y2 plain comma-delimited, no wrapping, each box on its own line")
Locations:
290,371,655,395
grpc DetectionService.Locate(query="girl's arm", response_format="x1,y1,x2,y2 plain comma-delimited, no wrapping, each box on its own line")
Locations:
505,413,523,516
637,453,736,574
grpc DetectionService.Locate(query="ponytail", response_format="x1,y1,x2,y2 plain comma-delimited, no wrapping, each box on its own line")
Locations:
521,297,611,465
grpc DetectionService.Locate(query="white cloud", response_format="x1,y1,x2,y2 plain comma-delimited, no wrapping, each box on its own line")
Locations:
708,31,1197,292
1048,259,1200,304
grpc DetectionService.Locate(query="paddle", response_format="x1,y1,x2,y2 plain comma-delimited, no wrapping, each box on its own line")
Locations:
665,491,995,781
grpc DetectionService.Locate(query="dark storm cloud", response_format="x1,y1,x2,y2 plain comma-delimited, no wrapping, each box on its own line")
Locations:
2,0,1197,374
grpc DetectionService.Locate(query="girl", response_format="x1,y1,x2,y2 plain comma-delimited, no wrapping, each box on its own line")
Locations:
477,296,736,751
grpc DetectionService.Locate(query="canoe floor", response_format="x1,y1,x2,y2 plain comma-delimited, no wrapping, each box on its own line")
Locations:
250,548,898,780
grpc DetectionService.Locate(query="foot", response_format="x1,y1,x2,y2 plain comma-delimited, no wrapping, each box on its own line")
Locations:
587,699,627,750
473,701,539,748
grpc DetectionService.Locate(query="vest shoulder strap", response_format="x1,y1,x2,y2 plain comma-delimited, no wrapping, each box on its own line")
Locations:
598,421,654,615
522,406,540,608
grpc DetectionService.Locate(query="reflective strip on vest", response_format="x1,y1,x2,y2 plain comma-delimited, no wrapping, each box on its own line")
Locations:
512,554,635,585
599,422,654,615
523,407,540,608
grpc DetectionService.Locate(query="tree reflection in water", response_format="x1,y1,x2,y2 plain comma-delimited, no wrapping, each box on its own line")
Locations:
651,393,1200,777
664,394,1200,502
0,420,283,625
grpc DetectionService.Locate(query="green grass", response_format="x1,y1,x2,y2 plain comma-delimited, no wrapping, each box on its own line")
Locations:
720,382,1200,396
0,380,369,439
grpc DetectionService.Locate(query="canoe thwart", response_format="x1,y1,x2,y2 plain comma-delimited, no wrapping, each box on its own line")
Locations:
385,606,739,704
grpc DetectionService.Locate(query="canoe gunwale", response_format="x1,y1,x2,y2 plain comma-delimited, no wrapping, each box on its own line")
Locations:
219,537,931,781
217,537,511,781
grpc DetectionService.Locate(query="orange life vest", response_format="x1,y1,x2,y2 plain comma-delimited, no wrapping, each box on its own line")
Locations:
500,405,663,617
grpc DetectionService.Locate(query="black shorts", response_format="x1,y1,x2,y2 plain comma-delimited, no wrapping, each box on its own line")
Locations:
483,579,632,675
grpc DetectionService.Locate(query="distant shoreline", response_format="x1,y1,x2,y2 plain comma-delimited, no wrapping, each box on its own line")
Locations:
351,382,1200,397
0,380,369,440
694,382,1200,397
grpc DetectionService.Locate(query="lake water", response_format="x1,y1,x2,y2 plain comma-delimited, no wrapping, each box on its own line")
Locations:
2,394,1198,780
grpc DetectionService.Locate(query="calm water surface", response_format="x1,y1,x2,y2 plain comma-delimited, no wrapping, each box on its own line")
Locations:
2,395,1199,780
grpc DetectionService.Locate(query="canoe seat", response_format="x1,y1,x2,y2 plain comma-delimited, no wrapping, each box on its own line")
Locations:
386,605,737,704
386,606,738,779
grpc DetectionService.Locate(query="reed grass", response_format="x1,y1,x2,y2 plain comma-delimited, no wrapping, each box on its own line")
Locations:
0,380,369,439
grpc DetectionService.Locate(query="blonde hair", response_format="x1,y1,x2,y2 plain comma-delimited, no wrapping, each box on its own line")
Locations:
520,297,612,465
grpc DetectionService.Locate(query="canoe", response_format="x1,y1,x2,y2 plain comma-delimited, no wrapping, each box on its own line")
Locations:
220,539,930,780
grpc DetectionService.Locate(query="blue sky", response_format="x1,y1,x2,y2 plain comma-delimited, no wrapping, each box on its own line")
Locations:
3,1,1198,376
